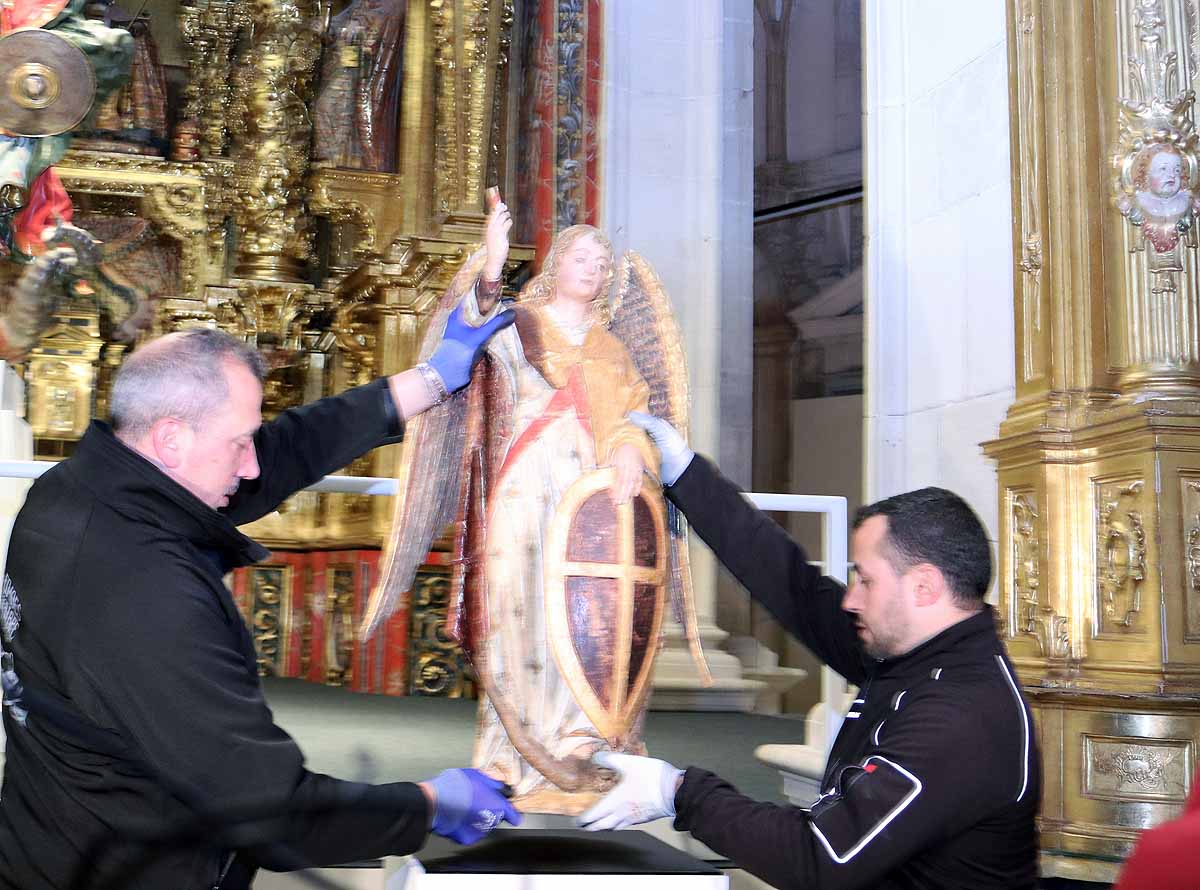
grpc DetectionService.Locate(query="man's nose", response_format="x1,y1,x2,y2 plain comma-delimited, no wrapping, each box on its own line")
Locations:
240,443,260,480
842,582,861,613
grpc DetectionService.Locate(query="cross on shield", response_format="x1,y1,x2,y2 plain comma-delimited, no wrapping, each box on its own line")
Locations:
544,467,668,747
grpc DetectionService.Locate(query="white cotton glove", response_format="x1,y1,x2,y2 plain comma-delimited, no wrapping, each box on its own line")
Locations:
627,411,694,486
577,751,684,832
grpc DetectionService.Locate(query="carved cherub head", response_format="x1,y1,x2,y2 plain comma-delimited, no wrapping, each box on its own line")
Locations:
1130,144,1194,225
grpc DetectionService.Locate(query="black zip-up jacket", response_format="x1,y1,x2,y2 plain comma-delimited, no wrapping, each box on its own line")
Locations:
0,379,430,890
666,456,1040,890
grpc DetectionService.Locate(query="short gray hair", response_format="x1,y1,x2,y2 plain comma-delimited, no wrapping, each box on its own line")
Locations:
110,328,267,440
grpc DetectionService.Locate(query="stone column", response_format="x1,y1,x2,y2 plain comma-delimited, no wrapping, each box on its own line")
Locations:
603,0,761,710
754,0,792,163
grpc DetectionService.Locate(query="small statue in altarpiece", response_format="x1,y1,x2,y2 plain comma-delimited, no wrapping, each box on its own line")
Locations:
312,0,406,173
363,199,710,815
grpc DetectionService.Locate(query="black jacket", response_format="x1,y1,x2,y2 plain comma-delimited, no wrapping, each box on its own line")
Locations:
0,379,429,890
667,457,1040,890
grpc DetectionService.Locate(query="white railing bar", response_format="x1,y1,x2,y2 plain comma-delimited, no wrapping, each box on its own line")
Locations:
0,456,853,758
0,461,852,516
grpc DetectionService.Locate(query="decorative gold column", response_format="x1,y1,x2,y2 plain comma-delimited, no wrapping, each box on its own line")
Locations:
176,0,249,161
429,0,511,222
987,1,1200,880
229,0,324,282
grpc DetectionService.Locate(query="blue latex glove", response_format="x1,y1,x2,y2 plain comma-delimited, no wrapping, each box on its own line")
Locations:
427,768,523,845
627,411,695,486
427,300,517,394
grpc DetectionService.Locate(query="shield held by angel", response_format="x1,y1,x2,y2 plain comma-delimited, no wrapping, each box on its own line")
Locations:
362,204,710,815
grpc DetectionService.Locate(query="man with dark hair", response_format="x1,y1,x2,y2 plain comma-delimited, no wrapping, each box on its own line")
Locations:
0,309,522,890
579,413,1040,890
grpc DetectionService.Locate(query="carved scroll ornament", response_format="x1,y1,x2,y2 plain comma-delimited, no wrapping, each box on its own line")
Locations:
1097,480,1147,633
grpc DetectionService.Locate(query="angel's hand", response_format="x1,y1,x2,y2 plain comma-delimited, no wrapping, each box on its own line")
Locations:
483,200,513,281
628,411,693,486
609,443,644,505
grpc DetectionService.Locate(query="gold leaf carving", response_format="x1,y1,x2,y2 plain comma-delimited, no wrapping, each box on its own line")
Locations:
1011,491,1070,657
1085,734,1192,803
1112,0,1200,300
1097,480,1147,633
1013,0,1045,382
1183,478,1200,640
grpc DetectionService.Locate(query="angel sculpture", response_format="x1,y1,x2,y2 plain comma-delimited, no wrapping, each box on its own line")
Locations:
363,201,710,814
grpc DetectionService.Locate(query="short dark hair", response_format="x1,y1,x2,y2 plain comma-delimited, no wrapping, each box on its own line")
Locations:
111,328,267,439
853,487,992,605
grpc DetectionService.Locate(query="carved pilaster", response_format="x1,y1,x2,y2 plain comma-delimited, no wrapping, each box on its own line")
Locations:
1182,477,1200,641
177,0,248,161
1012,0,1047,393
991,0,1200,873
431,0,510,217
1008,491,1071,659
249,564,291,677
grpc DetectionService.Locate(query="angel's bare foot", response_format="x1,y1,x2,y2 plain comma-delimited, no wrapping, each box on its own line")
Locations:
562,751,619,793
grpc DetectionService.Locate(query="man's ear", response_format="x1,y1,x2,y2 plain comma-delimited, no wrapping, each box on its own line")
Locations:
908,563,946,608
149,418,188,470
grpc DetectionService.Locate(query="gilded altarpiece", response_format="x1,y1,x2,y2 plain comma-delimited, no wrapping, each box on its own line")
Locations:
988,0,1200,879
12,0,593,695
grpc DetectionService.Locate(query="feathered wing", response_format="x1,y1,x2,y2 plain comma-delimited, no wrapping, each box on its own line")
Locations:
608,251,712,685
359,248,488,639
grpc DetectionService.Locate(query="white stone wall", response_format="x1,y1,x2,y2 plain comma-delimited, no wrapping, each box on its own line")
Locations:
863,0,1014,558
786,0,862,165
604,0,755,629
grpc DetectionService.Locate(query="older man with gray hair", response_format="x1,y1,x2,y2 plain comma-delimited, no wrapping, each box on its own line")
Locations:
0,304,518,890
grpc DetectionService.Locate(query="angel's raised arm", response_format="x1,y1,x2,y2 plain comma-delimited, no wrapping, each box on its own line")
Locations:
478,193,513,313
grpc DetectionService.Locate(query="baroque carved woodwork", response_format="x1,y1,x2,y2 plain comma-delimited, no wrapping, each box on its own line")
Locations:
1008,490,1070,659
408,564,475,697
989,0,1200,877
1096,480,1147,635
11,2,538,703
20,0,525,548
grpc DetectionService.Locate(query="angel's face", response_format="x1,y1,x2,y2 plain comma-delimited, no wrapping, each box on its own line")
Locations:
555,234,612,305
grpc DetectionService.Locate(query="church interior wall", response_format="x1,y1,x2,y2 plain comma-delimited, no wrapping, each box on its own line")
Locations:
864,0,1014,570
783,393,863,714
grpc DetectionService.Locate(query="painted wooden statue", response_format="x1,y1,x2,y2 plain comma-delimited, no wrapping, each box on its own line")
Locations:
363,200,709,814
312,0,406,173
0,0,150,358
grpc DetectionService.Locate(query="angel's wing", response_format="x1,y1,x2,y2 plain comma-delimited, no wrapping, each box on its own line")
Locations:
609,251,712,685
359,248,488,639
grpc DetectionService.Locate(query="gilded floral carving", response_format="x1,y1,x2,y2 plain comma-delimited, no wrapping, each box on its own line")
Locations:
1096,480,1147,632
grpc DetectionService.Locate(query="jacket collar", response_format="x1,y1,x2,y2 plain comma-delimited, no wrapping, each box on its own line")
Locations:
872,606,1002,679
67,421,269,568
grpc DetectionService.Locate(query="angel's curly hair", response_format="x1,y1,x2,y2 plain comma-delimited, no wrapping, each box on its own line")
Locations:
519,224,616,325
